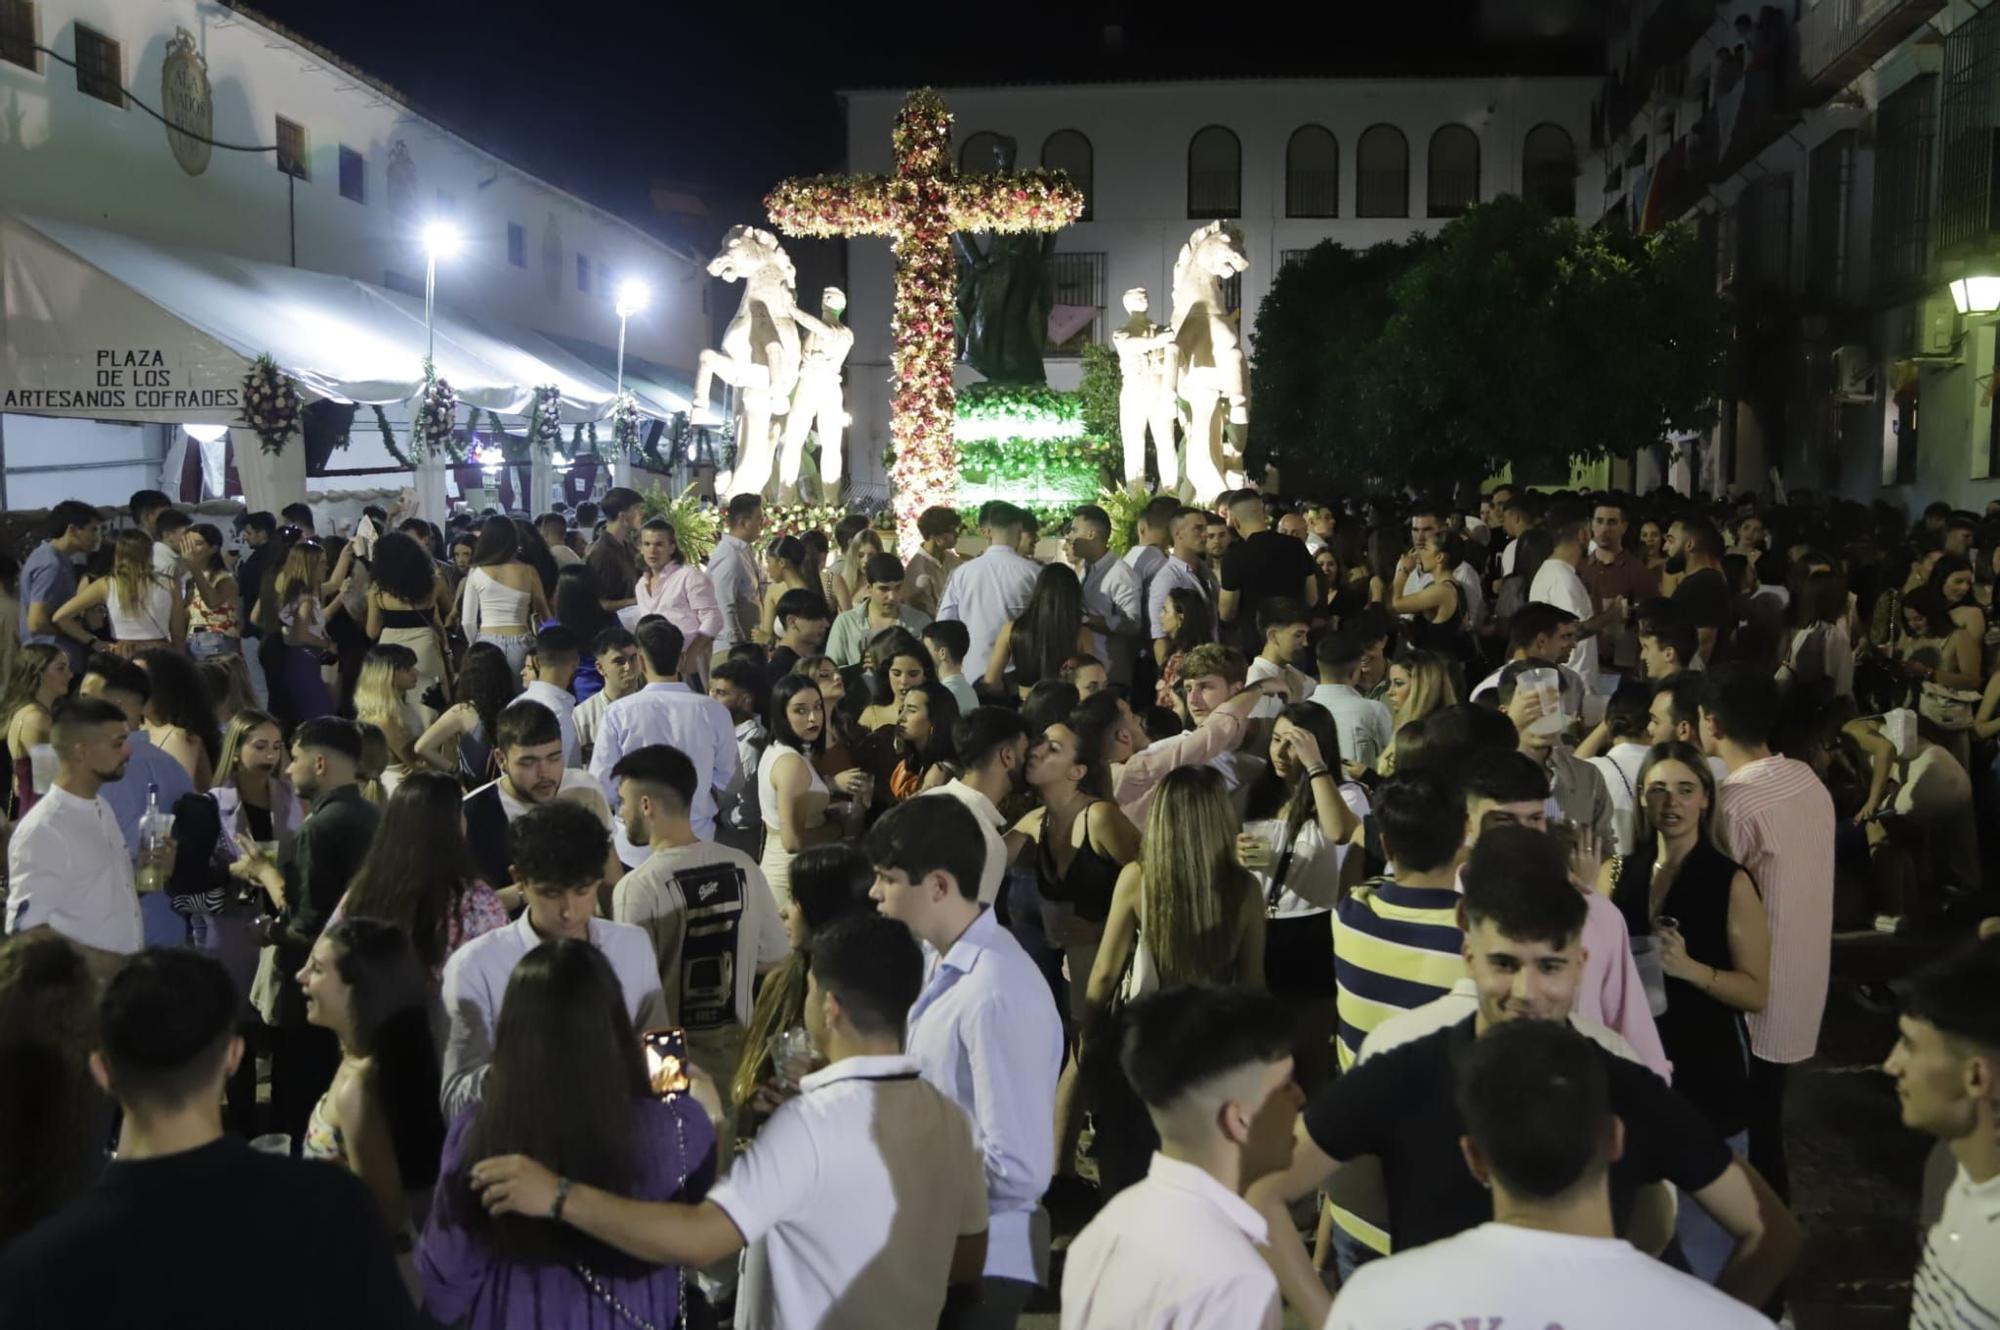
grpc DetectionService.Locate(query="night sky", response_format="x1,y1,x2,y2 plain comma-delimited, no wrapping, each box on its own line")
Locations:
247,0,1598,232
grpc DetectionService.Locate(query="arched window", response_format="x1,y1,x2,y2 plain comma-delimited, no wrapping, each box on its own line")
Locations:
959,131,1005,174
1522,123,1578,216
1286,125,1339,219
1427,124,1481,218
1041,129,1093,221
1187,125,1241,220
1356,125,1409,219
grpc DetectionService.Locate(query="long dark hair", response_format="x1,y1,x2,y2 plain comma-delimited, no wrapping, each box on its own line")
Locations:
1163,586,1212,655
1010,563,1084,686
455,641,521,743
897,680,960,778
553,564,614,643
511,517,559,596
322,919,444,1190
868,627,934,705
136,647,220,766
1243,702,1341,848
461,939,652,1266
340,773,476,972
470,516,520,568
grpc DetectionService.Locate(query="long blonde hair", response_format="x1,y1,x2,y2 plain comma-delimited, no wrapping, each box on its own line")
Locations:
214,708,284,788
1137,765,1251,987
1,644,66,725
1391,649,1458,729
353,646,421,741
109,529,158,616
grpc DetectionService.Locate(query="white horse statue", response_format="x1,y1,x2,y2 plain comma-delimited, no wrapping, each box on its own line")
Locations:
1169,221,1251,503
695,225,802,500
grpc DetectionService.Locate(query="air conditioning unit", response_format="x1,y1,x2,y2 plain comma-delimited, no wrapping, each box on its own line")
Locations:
1918,294,1960,357
1832,345,1876,403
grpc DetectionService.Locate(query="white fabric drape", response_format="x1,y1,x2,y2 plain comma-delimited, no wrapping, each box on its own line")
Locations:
232,427,306,515
199,436,229,499
412,457,449,527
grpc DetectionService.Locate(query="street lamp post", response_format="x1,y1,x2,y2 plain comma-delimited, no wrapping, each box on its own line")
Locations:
421,221,463,363
614,279,650,398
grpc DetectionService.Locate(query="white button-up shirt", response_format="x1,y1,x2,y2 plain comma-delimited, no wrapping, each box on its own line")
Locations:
905,907,1064,1285
937,545,1041,684
1146,553,1208,642
919,780,1006,905
439,914,666,1119
516,681,579,768
1079,551,1143,684
5,785,142,954
1060,1152,1281,1330
1122,542,1166,611
708,1054,989,1330
590,682,741,852
705,532,765,656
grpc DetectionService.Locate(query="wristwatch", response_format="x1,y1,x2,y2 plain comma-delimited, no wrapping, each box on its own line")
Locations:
550,1176,573,1222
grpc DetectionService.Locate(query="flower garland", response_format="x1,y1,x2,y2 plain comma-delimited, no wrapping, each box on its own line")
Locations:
608,393,641,460
239,354,303,456
410,362,463,463
765,86,1083,552
526,384,563,454
764,500,857,542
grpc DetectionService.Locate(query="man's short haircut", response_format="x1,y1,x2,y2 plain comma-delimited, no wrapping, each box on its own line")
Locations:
1405,703,1519,776
1022,680,1081,742
532,624,579,668
1604,680,1654,740
983,501,1024,535
1455,1019,1611,1198
610,743,698,812
954,705,1028,773
280,501,315,528
1374,770,1467,873
725,493,763,525
835,513,872,547
84,653,149,704
51,695,129,749
1316,626,1368,675
1680,518,1725,559
153,509,193,536
808,913,924,1039
591,626,638,660
1637,606,1698,667
775,588,832,632
1701,662,1780,746
537,511,568,532
495,699,562,753
1507,602,1577,654
1345,604,1393,648
1179,642,1247,688
1492,657,1553,709
917,505,962,539
508,800,610,890
1591,494,1630,522
128,489,173,520
635,618,685,677
1542,499,1589,541
1901,939,2000,1055
1462,825,1586,946
1257,597,1311,637
863,795,985,902
599,487,644,519
709,658,767,707
98,949,239,1109
1460,747,1551,806
863,552,905,585
1140,495,1182,532
240,510,277,536
1656,671,1706,733
293,716,363,765
49,499,101,538
1226,489,1266,517
921,618,970,663
1120,984,1294,1110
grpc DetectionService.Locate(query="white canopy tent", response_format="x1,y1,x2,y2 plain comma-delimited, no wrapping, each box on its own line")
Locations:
0,211,685,521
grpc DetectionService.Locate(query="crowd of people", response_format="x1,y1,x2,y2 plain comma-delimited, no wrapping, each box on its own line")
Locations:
0,477,1996,1330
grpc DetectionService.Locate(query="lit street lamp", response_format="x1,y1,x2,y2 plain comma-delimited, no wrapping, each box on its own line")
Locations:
421,221,462,362
1949,274,2000,317
614,279,650,398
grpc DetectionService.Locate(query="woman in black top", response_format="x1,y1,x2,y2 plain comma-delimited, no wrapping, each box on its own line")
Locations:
1601,741,1770,1141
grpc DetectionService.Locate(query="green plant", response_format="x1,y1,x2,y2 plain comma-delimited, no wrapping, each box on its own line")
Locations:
640,484,719,563
1076,342,1121,445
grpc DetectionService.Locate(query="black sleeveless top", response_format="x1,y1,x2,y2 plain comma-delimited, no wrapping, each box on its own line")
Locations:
1036,803,1122,924
1611,839,1754,1138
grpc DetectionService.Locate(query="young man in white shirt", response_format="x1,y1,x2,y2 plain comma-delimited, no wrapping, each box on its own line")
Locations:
575,627,641,766
1529,501,1622,691
937,501,1041,688
1061,986,1300,1330
867,796,1065,1330
1309,627,1395,772
518,625,581,766
1326,1019,1776,1330
1245,597,1314,722
1884,941,2000,1330
469,913,989,1330
591,619,740,865
4,696,143,972
440,800,667,1117
610,743,788,1114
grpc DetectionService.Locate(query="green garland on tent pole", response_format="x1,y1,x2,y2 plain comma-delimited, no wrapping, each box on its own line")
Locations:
373,405,413,468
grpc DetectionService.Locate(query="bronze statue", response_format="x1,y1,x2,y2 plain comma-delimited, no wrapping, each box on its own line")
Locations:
952,137,1057,385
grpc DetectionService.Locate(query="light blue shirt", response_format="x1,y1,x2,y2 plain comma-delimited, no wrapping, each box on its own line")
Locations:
99,731,195,860
937,546,1040,685
1080,551,1143,684
591,681,741,852
905,906,1064,1284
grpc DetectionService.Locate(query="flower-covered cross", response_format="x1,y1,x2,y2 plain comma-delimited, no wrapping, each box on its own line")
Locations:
764,87,1083,549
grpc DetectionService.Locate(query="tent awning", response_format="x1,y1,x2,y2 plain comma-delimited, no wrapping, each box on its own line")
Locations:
0,211,675,425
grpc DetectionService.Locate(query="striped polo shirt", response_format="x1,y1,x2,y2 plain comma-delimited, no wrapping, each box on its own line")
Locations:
1331,878,1467,1070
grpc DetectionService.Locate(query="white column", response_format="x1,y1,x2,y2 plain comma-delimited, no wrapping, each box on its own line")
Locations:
231,426,306,513
530,448,554,517
412,456,450,527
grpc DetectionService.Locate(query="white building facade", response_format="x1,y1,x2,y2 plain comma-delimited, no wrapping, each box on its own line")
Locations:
833,76,1597,501
0,0,706,513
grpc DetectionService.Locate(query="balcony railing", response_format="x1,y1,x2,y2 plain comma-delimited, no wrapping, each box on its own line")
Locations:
1799,0,1946,102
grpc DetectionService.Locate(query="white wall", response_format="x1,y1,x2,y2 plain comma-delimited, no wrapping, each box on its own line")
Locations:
836,77,1596,498
0,0,704,378
0,413,160,510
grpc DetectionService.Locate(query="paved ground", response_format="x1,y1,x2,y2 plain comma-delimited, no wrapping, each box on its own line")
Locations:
1022,926,1958,1330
